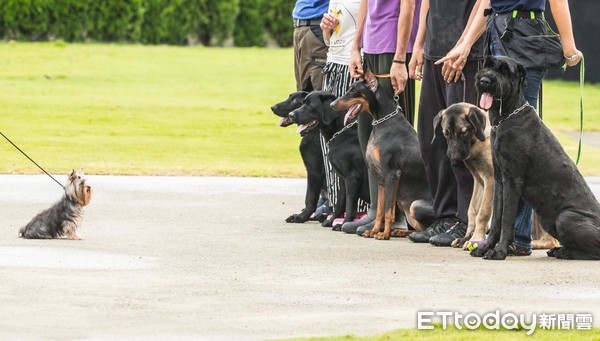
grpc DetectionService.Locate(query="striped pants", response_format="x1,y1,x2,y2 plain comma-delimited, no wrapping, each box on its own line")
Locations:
322,62,369,212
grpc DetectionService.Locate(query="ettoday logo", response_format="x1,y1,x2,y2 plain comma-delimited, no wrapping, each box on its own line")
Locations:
417,310,593,335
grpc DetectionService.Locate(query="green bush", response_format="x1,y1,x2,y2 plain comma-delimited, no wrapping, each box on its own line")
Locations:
233,0,264,47
86,0,143,42
0,0,288,46
263,0,294,47
0,0,51,40
47,0,90,42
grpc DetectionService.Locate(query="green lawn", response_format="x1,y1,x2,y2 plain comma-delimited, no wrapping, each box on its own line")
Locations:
0,42,599,176
281,326,600,340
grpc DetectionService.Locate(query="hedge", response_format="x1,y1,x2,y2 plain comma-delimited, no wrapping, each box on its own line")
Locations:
0,0,295,47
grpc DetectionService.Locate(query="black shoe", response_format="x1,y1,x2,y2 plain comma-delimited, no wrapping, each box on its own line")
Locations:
429,219,468,247
408,218,452,243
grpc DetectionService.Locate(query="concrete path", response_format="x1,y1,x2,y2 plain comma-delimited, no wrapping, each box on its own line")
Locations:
0,175,599,340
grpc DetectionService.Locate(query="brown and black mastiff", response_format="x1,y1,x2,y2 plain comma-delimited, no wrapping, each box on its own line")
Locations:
473,56,600,260
433,103,493,250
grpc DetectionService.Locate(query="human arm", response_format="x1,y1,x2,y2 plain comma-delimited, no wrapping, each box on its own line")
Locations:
349,0,368,78
391,0,415,95
408,0,429,81
435,0,488,70
548,0,582,67
439,0,486,82
320,11,339,45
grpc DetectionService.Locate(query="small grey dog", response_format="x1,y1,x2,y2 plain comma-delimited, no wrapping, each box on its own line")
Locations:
19,169,93,240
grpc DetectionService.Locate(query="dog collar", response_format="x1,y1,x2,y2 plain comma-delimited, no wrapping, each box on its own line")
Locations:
372,106,402,126
491,102,532,132
327,121,357,147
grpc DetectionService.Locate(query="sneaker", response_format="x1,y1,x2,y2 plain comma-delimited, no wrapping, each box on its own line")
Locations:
408,217,455,243
429,219,468,247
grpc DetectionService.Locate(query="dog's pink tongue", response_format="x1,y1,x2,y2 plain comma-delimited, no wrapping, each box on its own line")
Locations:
296,124,308,134
344,111,352,125
480,93,494,110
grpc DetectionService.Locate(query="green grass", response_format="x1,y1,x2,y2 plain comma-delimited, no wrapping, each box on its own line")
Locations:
1,42,599,176
281,325,600,340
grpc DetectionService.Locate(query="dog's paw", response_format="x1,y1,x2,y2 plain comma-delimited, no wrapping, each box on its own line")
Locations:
285,214,309,223
451,237,465,248
483,248,507,260
375,232,391,240
321,217,334,227
547,247,561,257
470,244,490,258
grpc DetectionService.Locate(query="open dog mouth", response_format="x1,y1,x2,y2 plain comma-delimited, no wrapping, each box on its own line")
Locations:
344,104,362,125
479,93,494,110
278,116,293,127
297,120,318,136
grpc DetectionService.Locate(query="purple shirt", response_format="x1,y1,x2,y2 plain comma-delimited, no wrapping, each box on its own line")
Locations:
363,0,421,54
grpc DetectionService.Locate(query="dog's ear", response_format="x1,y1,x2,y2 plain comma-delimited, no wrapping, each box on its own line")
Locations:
364,68,378,92
68,169,76,180
467,106,487,142
431,110,444,144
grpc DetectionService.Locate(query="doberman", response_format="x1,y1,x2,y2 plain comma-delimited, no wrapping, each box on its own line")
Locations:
289,91,370,229
271,91,328,223
331,70,435,239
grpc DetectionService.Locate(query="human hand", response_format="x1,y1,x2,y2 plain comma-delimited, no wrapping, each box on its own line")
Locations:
564,50,583,67
408,48,424,81
349,50,363,78
437,42,471,70
320,13,339,32
391,62,408,95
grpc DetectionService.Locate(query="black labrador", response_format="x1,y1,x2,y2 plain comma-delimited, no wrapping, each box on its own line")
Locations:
271,91,328,223
289,91,370,229
473,56,600,260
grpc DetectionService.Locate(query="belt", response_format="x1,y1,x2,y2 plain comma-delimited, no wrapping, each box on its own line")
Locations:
485,9,544,19
293,18,322,27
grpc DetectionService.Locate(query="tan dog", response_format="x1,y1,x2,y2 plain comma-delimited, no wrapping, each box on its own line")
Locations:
434,103,560,251
433,103,493,249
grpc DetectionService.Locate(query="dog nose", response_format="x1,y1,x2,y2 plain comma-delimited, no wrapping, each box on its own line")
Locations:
479,77,491,87
289,111,296,120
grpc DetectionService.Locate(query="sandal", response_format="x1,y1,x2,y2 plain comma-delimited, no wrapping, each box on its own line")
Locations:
507,243,532,256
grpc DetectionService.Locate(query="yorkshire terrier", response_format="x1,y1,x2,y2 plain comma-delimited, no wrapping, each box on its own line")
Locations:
19,169,93,240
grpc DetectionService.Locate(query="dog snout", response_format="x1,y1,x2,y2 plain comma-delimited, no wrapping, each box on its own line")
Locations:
288,110,296,122
479,76,492,88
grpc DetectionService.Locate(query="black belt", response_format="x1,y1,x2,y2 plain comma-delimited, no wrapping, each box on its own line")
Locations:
293,18,322,27
484,9,544,19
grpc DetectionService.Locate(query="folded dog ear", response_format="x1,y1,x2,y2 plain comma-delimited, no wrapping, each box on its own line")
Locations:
431,110,444,144
364,68,378,93
467,106,487,142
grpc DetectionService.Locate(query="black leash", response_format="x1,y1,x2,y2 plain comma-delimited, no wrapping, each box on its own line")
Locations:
0,130,65,189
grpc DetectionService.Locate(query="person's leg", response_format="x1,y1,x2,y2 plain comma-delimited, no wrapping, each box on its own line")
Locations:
409,59,460,242
342,53,402,234
511,68,544,253
293,26,328,92
428,62,477,246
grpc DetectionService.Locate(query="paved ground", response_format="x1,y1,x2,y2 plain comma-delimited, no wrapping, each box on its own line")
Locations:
1,175,599,340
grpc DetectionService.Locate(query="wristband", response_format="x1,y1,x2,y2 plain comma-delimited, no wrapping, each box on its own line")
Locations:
565,51,579,62
392,59,405,64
